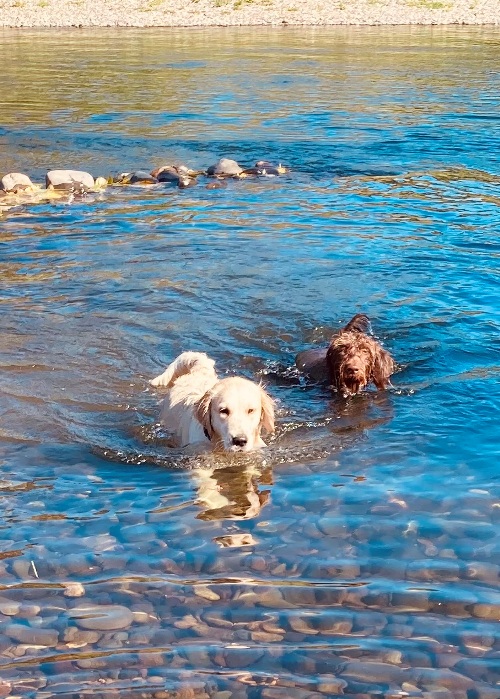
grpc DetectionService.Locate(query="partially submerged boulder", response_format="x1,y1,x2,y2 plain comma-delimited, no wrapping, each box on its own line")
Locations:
206,158,243,177
114,171,158,185
1,172,35,193
240,161,288,177
151,164,198,188
46,170,94,193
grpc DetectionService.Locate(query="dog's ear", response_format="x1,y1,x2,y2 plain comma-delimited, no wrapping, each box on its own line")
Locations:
195,390,214,439
259,387,275,435
372,346,395,390
326,344,342,389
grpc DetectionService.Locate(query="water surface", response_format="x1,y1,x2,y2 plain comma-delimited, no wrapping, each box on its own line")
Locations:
0,26,499,699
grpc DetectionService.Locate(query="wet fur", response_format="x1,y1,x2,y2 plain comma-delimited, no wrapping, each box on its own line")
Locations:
326,314,395,396
150,352,274,451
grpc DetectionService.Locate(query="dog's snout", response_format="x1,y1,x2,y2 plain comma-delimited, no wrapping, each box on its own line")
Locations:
232,435,248,448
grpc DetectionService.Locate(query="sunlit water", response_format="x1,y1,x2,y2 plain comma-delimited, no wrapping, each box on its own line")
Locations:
0,26,499,699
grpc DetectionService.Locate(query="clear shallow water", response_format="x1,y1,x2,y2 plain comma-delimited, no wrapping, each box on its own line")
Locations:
0,26,499,699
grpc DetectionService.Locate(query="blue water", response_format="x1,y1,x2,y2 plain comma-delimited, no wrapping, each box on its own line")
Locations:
0,26,499,698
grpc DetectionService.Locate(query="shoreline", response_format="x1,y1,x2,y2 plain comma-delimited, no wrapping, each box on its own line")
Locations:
1,0,500,28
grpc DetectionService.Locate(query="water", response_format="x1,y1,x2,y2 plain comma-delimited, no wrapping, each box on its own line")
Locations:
0,26,499,698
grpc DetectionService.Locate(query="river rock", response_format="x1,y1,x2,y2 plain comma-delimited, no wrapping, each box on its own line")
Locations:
205,179,228,190
206,158,243,177
341,660,405,684
0,596,21,616
151,164,198,188
410,668,474,690
240,161,287,177
1,172,35,193
68,604,133,630
471,603,499,620
5,623,59,646
46,169,94,191
94,176,108,189
62,581,85,597
115,170,158,185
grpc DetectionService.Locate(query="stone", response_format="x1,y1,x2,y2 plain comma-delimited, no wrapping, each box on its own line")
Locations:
317,676,348,693
410,668,474,690
341,660,405,683
63,627,100,645
206,158,243,177
68,604,133,631
206,180,227,190
46,169,94,191
115,170,157,185
472,603,499,620
0,596,21,616
62,581,85,597
193,585,220,601
151,164,197,188
5,623,58,646
1,172,35,192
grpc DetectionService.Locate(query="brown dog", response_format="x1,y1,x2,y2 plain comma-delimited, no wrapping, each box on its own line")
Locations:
296,314,395,396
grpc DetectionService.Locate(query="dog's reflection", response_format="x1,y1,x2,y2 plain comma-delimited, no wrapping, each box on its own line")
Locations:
192,460,273,521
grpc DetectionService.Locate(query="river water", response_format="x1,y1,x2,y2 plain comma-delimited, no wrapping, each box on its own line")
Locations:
0,26,499,699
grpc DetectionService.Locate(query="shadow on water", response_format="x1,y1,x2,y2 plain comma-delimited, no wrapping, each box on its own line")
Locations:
0,25,499,699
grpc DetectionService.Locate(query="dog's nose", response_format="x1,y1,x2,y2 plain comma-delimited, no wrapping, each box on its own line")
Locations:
232,435,248,448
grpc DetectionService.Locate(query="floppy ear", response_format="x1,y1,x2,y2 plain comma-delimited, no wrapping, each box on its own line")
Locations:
259,387,275,435
326,344,343,389
195,390,214,439
372,346,395,390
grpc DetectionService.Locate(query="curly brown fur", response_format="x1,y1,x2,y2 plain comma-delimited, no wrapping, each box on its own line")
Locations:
326,315,395,396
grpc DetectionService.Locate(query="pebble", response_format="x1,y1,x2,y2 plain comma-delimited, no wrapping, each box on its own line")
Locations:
471,604,499,620
193,584,220,601
5,624,58,646
62,581,86,597
410,668,475,690
0,597,21,616
317,676,348,693
341,660,405,684
63,627,101,645
67,604,133,631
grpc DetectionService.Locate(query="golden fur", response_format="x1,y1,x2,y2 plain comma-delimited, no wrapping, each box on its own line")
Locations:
150,352,274,452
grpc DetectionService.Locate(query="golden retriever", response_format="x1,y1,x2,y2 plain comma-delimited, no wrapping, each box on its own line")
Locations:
149,352,275,452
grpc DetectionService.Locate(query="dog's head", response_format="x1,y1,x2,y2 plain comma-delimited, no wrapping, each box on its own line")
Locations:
328,331,394,396
195,377,274,452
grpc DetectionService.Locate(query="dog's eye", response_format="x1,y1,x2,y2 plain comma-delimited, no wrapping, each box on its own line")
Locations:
219,407,229,416
247,408,255,414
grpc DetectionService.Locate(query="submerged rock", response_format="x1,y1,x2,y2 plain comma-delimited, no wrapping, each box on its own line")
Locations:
151,164,198,188
46,169,94,193
206,158,243,177
256,160,288,174
205,179,228,190
114,171,158,185
68,604,133,631
1,172,35,193
240,161,288,177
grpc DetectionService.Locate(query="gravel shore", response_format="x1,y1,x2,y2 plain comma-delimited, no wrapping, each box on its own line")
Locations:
1,0,500,28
